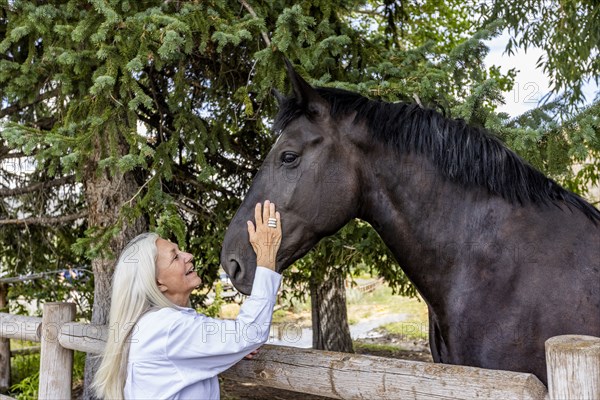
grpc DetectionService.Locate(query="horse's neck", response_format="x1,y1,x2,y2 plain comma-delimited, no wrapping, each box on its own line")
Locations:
359,152,512,301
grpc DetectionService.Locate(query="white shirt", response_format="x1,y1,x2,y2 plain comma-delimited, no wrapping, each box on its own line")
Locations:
124,267,282,399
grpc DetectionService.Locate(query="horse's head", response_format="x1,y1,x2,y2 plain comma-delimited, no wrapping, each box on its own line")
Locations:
220,61,365,293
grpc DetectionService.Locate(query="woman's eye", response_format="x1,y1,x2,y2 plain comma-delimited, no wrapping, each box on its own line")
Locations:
281,152,298,164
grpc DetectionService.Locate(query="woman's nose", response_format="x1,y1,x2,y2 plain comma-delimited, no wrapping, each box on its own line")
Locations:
183,252,193,263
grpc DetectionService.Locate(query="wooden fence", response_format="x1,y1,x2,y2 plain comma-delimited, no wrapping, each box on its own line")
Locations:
1,302,599,399
353,277,385,293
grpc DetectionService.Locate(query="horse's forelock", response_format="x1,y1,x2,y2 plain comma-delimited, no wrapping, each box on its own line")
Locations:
273,96,306,134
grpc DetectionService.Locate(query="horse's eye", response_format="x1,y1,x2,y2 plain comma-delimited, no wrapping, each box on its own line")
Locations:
281,152,298,165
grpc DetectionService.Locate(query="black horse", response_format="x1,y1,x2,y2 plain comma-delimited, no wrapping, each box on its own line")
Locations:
221,61,600,384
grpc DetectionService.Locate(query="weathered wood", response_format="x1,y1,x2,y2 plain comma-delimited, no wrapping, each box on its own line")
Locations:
0,313,41,342
355,277,385,293
59,322,107,354
38,302,76,400
4,305,600,400
222,345,548,400
546,335,600,400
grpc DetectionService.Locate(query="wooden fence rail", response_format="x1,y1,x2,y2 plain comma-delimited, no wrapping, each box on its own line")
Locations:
353,277,385,293
1,302,599,400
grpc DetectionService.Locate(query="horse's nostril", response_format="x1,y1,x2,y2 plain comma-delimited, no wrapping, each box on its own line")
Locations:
221,257,240,279
228,259,241,279
221,258,251,295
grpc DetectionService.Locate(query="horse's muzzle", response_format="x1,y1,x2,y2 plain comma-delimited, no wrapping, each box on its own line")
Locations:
220,234,256,295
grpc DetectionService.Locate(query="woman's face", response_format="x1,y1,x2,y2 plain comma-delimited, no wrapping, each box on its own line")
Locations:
155,238,202,306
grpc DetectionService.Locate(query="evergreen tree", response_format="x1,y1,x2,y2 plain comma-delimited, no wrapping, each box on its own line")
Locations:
481,0,600,106
0,1,597,395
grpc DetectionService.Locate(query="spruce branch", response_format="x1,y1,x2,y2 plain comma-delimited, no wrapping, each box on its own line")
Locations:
0,175,76,197
0,151,35,160
173,198,201,216
0,88,60,118
239,0,271,47
0,211,87,226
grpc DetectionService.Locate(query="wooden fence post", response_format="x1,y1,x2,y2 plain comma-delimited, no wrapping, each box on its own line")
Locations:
546,335,600,400
38,302,76,400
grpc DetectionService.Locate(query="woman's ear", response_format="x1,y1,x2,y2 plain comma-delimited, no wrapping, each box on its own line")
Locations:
157,281,168,292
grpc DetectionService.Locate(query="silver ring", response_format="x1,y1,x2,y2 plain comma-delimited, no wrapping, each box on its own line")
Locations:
267,217,277,228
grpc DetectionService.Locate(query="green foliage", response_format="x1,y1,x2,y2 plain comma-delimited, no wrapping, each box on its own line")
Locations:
481,0,600,106
10,351,38,385
196,282,225,318
10,371,39,400
9,349,39,400
9,348,85,399
499,100,600,198
0,0,598,326
73,350,87,383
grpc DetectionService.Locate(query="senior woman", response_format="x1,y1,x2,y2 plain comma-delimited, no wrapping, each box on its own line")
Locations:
92,200,282,399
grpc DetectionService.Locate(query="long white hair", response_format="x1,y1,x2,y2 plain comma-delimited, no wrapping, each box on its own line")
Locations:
92,232,176,399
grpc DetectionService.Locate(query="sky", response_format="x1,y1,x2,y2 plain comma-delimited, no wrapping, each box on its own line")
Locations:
484,32,600,202
484,31,599,118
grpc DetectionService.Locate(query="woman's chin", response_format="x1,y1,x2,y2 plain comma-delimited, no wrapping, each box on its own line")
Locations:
190,273,202,287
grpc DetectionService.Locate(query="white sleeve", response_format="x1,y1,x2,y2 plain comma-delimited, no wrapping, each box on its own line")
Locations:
165,267,282,378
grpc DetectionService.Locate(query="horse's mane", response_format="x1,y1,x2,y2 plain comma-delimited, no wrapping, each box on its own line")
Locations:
274,86,600,223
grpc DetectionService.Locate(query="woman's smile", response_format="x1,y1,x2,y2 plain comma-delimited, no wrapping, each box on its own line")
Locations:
155,238,202,306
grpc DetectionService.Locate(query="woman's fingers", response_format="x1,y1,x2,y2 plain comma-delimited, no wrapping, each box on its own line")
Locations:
269,201,275,220
262,199,271,224
246,220,255,237
247,200,281,270
252,200,277,229
244,349,260,360
254,202,263,225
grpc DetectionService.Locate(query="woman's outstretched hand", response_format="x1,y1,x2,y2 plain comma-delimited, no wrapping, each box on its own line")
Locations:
244,348,260,360
247,200,282,271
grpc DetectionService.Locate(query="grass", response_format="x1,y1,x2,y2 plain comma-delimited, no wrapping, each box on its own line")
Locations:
220,295,313,326
9,340,86,400
379,320,429,340
9,339,38,350
216,280,430,341
362,288,429,340
346,284,429,339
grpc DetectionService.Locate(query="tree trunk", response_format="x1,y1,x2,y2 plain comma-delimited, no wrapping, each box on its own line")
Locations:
82,135,146,399
310,266,353,352
0,283,10,393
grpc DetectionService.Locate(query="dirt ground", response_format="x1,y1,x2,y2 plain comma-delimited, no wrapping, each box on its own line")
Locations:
220,334,432,400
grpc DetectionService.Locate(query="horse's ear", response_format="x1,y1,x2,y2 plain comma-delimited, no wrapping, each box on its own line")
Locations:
271,88,285,107
284,59,327,117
